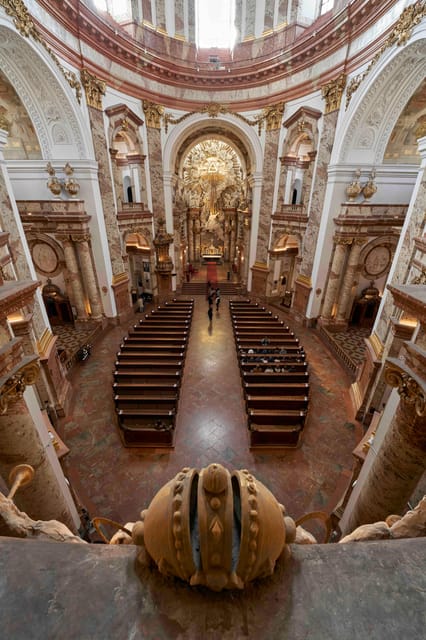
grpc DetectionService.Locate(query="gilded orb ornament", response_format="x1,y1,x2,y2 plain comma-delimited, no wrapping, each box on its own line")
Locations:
132,463,296,591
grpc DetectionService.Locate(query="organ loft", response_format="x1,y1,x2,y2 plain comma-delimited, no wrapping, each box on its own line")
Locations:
0,0,425,637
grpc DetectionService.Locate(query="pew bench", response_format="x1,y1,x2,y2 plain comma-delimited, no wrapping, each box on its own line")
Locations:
113,382,180,396
242,371,309,385
247,409,307,448
113,370,182,383
243,382,309,396
117,409,176,447
246,395,309,411
115,394,178,410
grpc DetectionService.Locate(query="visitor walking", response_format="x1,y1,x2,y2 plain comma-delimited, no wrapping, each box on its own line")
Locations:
215,287,221,311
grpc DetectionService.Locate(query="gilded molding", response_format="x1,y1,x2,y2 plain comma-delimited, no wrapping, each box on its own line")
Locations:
0,112,11,132
384,361,425,417
36,328,54,356
368,332,384,359
163,102,285,135
112,272,129,285
296,274,312,287
0,0,82,103
81,69,106,111
0,359,39,414
346,0,426,109
415,121,426,139
143,100,165,128
321,74,346,114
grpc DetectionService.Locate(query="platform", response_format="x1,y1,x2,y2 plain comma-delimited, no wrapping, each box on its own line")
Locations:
1,536,425,639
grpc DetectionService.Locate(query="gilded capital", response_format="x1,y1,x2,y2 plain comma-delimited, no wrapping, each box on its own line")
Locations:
263,103,285,131
80,69,106,111
321,74,346,114
384,362,425,417
0,359,39,414
143,101,164,129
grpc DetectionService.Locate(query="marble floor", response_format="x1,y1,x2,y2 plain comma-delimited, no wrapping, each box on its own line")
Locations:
59,286,363,542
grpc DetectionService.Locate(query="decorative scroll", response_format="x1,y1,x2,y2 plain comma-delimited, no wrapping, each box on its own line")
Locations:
0,360,39,414
346,0,426,109
0,0,82,103
163,102,285,135
321,74,346,114
384,362,426,417
80,69,106,111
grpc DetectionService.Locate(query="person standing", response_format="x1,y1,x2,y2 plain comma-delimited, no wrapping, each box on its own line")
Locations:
215,287,221,311
208,304,213,323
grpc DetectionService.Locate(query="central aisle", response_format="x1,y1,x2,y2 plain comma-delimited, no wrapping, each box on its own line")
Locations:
174,297,248,463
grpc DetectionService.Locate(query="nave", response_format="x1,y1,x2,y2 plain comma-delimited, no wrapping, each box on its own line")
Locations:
59,295,361,538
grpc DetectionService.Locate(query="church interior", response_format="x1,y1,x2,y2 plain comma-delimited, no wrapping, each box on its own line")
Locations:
0,0,425,637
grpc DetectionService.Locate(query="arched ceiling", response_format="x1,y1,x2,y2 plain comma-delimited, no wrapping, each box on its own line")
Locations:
0,70,41,160
384,78,426,164
175,126,250,175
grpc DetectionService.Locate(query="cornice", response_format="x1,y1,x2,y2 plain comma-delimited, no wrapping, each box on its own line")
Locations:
26,0,402,110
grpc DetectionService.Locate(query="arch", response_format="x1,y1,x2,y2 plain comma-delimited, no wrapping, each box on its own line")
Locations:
162,112,263,177
335,21,426,166
0,19,92,160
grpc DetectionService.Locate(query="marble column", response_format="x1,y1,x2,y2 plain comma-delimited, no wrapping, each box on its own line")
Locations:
344,359,426,531
230,215,237,263
0,367,78,531
61,238,88,320
80,69,130,316
335,238,364,323
321,239,350,320
255,105,284,265
73,236,103,320
296,75,346,312
187,214,194,263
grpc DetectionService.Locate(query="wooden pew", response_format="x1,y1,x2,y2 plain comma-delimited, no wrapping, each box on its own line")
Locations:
114,370,181,383
116,352,184,362
117,409,176,447
115,395,178,411
115,353,183,371
243,371,309,384
246,395,309,411
128,329,189,339
240,362,307,374
138,320,190,329
243,382,309,396
236,339,300,349
120,336,186,352
113,382,179,396
248,410,307,448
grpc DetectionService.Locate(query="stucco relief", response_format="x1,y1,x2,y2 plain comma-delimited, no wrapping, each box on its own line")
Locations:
340,41,426,164
0,27,86,159
355,127,375,150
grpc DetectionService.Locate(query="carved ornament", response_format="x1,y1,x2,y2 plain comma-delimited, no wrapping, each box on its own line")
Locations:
81,69,106,111
346,1,426,108
0,0,82,103
0,357,39,414
132,463,296,591
384,361,425,417
143,101,164,129
163,102,285,135
0,112,11,133
321,74,346,114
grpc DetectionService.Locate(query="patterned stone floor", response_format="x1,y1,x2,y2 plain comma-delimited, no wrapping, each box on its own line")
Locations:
58,290,363,542
327,327,370,366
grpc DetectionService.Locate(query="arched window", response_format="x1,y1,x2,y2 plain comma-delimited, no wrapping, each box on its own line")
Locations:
195,0,236,49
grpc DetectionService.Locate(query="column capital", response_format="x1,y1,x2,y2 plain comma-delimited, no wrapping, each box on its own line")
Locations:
0,357,39,414
321,73,346,114
71,234,91,244
333,235,352,246
80,69,106,111
385,359,426,417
